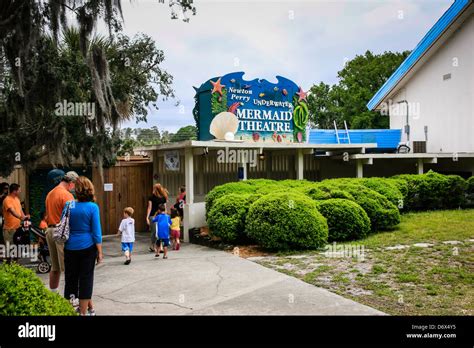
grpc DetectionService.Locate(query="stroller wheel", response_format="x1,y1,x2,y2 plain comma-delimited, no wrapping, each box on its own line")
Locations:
37,262,51,274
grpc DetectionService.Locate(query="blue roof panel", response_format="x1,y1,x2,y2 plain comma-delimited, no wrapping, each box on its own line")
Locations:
308,129,402,152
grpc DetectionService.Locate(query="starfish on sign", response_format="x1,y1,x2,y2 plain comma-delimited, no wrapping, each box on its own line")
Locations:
296,86,308,102
210,77,225,95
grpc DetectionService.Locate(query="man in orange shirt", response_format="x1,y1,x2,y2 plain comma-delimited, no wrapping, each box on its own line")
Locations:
45,171,79,293
2,183,29,245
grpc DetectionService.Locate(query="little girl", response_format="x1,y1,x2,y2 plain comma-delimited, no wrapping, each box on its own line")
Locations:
170,208,181,251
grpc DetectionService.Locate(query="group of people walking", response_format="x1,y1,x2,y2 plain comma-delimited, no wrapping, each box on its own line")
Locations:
1,170,186,316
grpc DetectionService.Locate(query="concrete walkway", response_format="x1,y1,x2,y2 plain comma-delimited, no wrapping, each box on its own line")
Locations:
38,234,384,315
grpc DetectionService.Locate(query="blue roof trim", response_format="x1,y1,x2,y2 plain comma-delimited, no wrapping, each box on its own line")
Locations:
367,0,471,110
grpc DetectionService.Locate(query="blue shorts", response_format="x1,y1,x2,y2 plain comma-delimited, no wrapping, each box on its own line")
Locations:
121,242,134,252
156,238,170,247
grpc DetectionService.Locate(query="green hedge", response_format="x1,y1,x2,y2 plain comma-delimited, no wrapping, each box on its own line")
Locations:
0,263,76,316
314,181,400,231
394,171,467,210
246,192,328,250
467,177,474,207
205,172,471,250
316,199,371,241
359,177,404,207
304,183,354,201
207,193,258,243
468,176,474,194
205,182,257,219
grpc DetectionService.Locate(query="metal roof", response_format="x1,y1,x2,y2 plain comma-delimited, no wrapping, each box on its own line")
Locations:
367,0,472,110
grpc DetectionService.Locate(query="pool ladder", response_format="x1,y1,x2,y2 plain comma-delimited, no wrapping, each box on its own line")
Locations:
334,120,351,144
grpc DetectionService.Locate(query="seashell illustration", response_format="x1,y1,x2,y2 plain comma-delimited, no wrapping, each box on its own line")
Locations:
274,87,279,91
282,89,288,96
210,112,239,140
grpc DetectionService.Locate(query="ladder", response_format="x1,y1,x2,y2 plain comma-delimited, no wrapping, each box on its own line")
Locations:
334,120,351,144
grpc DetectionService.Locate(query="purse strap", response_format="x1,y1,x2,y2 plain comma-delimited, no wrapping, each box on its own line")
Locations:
60,200,73,220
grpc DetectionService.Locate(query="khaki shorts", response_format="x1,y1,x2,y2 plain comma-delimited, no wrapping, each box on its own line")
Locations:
2,229,16,244
45,227,65,272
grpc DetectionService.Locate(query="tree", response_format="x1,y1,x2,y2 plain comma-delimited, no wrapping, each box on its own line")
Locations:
0,0,196,176
306,82,342,129
170,125,197,142
307,50,410,130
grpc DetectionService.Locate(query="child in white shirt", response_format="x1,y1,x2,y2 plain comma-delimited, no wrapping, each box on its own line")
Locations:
117,207,135,265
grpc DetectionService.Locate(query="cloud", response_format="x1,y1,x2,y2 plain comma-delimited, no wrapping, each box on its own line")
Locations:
107,0,452,132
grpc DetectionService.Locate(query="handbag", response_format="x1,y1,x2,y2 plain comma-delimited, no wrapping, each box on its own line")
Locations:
53,200,73,244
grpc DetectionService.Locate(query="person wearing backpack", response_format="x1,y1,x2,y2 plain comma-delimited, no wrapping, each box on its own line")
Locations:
44,170,78,294
63,176,103,316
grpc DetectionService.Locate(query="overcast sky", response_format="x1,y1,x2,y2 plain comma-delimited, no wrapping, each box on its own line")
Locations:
112,0,452,132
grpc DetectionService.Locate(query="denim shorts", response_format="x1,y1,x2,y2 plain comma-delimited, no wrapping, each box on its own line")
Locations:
121,242,134,252
156,238,170,247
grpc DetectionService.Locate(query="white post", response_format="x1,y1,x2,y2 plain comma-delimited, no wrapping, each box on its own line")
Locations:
185,147,194,204
296,149,304,180
240,162,247,181
417,158,424,175
183,147,194,242
356,160,364,178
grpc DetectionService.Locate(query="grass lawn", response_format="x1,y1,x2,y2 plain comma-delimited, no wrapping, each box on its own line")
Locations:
255,209,474,315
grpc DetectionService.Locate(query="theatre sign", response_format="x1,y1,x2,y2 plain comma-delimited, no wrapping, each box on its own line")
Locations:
193,72,309,143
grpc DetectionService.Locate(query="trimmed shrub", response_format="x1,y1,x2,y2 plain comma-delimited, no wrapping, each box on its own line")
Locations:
0,263,77,316
277,179,314,189
387,178,409,205
316,181,400,231
246,192,328,250
255,184,288,195
467,177,474,207
444,175,468,208
304,183,354,201
245,179,278,187
394,171,467,210
360,177,404,208
468,176,474,194
205,182,256,218
315,199,371,241
342,184,400,231
207,193,252,243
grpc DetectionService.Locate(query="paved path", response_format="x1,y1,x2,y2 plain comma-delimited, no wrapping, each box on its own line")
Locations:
38,234,384,315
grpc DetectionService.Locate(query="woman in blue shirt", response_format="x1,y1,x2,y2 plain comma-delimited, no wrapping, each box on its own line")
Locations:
63,176,103,315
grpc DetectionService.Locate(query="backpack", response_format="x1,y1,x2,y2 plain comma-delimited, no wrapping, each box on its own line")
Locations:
53,200,73,244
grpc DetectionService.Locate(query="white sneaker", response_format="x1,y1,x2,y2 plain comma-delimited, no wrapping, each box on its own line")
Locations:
70,298,80,309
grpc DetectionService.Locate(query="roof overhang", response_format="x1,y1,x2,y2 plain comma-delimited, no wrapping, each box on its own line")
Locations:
135,140,377,152
349,152,474,160
367,0,474,111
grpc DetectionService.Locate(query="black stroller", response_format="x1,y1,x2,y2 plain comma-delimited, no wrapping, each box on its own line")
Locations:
13,219,51,274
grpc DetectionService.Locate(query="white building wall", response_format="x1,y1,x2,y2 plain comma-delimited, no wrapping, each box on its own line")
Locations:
390,14,474,153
